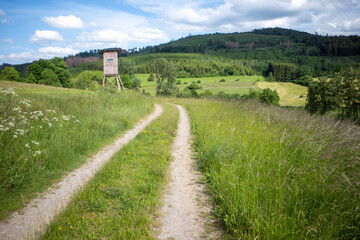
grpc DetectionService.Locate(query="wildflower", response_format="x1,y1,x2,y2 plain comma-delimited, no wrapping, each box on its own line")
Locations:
25,143,30,148
1,88,18,97
46,109,56,114
13,135,18,139
62,115,70,121
70,226,72,229
8,122,15,127
58,227,62,230
48,123,53,127
33,151,41,157
16,129,25,135
32,141,39,145
52,117,59,122
74,119,80,123
12,107,22,112
19,100,31,108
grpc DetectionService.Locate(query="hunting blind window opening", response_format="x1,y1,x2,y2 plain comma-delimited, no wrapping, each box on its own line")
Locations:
107,58,114,63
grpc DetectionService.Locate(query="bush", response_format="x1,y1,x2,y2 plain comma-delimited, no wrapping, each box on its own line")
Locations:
147,73,155,81
0,67,20,82
38,69,61,87
220,79,226,82
204,89,213,96
186,82,200,91
26,73,37,84
176,80,182,85
73,71,102,90
197,80,201,83
260,88,280,105
293,75,313,86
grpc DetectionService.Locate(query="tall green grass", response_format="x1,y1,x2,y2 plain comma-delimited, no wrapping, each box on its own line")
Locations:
181,99,360,239
0,81,154,220
42,104,178,239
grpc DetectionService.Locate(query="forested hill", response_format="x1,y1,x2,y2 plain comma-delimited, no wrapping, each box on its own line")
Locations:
135,28,360,57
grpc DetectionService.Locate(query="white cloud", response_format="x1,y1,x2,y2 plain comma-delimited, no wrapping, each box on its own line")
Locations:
343,18,360,31
1,38,13,44
43,15,84,29
0,9,5,16
30,30,64,44
1,19,7,23
3,47,79,63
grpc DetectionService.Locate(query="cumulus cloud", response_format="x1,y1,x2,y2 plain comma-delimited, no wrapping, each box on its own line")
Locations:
4,47,79,63
43,15,84,29
30,30,64,44
1,38,13,44
125,0,360,35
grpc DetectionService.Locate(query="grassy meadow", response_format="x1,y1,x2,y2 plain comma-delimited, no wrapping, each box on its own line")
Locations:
42,104,178,239
137,74,264,96
257,81,308,106
167,98,360,239
138,74,307,106
0,81,154,220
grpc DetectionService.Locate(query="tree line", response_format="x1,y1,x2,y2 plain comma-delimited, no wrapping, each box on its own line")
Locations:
306,70,360,122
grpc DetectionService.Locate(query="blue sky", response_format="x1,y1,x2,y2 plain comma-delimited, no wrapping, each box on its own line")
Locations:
1,0,360,64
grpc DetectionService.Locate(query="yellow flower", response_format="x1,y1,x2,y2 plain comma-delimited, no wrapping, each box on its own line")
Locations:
59,227,62,230
70,226,73,229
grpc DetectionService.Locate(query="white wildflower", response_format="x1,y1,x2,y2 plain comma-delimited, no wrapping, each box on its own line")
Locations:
1,88,18,97
16,129,25,135
25,143,30,148
32,141,39,146
74,119,80,123
62,115,70,121
33,151,41,157
19,99,31,108
13,106,22,112
52,117,59,122
8,122,15,127
48,122,53,127
13,135,18,138
46,109,56,114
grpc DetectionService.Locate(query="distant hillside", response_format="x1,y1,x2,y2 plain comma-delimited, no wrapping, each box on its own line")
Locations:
135,28,360,58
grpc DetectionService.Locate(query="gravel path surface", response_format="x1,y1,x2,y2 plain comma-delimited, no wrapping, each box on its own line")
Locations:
159,105,218,240
0,104,163,240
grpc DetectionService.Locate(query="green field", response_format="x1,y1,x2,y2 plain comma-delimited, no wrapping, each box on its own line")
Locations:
257,81,308,106
137,74,264,96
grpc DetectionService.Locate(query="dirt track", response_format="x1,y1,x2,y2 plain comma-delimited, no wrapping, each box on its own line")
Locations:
158,105,219,240
0,104,163,240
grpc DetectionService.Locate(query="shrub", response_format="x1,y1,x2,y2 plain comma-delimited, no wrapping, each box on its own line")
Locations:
38,69,61,87
197,80,201,83
147,73,155,82
0,67,20,82
260,88,280,105
220,79,226,82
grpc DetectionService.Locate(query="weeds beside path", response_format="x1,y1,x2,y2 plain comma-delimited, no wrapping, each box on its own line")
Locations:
0,104,163,240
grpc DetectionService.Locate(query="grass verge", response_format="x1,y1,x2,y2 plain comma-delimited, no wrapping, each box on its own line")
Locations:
179,98,360,239
0,81,154,220
41,104,178,239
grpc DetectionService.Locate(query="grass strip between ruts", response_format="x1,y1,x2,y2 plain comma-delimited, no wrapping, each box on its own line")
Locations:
42,104,178,239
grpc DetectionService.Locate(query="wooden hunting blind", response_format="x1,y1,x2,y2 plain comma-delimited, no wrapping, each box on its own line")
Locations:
99,48,125,91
